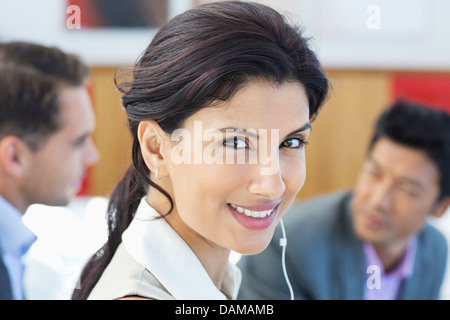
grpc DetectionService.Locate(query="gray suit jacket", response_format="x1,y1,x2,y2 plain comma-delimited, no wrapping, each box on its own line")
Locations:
237,190,448,300
0,248,12,300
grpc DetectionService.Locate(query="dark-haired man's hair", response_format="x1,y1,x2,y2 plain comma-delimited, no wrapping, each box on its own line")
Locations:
369,99,450,200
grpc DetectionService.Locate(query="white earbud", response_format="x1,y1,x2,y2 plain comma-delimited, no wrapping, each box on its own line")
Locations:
279,219,294,300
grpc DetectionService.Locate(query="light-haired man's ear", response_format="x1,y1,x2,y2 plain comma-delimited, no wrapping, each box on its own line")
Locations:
432,196,450,218
137,120,168,177
0,135,30,177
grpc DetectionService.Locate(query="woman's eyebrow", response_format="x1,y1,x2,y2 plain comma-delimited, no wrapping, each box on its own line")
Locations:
217,127,258,139
283,122,312,138
217,122,311,140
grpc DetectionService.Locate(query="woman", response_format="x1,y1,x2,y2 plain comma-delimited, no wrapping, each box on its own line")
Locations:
72,0,330,300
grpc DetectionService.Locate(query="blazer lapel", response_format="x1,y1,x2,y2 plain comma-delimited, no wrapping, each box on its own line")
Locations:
397,236,427,300
336,193,366,300
0,251,13,300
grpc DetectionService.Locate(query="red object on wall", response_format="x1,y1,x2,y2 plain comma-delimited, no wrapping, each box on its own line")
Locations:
391,74,450,114
66,0,103,28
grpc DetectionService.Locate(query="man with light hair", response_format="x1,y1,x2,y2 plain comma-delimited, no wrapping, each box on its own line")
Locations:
0,41,99,300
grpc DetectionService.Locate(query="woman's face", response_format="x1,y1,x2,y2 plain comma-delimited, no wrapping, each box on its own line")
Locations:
158,80,311,254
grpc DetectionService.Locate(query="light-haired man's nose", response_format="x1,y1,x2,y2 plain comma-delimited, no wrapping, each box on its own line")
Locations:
85,137,99,165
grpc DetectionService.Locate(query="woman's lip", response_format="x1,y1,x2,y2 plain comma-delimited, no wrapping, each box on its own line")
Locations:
227,202,280,211
228,203,279,230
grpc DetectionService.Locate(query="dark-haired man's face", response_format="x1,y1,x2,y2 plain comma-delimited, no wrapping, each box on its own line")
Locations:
351,137,443,253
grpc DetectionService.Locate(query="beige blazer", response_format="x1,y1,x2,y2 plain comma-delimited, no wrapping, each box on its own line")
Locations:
88,197,241,300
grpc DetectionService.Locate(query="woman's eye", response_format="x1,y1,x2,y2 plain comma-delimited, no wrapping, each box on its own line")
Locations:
281,137,306,149
223,136,247,149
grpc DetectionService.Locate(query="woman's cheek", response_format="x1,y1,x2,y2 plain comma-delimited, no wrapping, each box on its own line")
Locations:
283,153,307,195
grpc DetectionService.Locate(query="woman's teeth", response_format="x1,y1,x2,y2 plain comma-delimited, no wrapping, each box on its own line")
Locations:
230,203,274,219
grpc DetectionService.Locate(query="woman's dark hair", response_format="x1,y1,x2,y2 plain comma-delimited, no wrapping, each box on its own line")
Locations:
368,99,450,200
72,0,330,299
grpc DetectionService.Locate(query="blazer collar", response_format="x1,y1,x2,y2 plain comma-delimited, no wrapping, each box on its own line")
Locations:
335,192,366,299
122,197,241,300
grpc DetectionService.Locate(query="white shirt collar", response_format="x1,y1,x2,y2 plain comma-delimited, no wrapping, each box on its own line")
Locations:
122,197,241,300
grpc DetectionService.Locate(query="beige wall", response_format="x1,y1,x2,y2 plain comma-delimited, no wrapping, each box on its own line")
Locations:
89,67,132,197
83,1,448,199
298,70,390,200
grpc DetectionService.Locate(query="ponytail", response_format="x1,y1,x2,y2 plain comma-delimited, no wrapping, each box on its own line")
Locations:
71,164,146,299
72,138,174,300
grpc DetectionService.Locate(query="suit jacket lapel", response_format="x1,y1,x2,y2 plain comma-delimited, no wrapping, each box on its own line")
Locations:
0,249,13,300
336,192,366,300
397,236,426,300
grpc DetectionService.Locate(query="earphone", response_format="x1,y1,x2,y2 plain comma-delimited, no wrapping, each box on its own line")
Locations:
279,219,295,300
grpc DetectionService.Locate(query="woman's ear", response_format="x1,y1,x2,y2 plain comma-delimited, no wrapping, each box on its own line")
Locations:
137,120,168,177
0,135,30,177
431,196,450,219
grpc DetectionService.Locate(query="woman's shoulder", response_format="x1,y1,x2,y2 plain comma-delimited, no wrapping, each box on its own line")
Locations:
87,243,175,300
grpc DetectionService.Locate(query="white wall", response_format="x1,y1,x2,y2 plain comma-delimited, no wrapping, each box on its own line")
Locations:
291,0,450,70
1,0,449,69
0,0,193,66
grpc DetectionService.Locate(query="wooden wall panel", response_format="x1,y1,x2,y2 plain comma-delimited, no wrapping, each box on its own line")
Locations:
86,68,392,198
298,70,391,200
90,68,450,202
89,67,133,197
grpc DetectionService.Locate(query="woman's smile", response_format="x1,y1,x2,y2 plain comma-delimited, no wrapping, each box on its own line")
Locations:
228,202,280,230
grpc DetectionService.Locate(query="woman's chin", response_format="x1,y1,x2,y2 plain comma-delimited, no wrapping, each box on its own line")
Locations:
232,237,273,256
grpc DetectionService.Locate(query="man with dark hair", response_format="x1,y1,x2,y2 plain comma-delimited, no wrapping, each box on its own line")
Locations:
238,100,450,300
0,41,99,300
